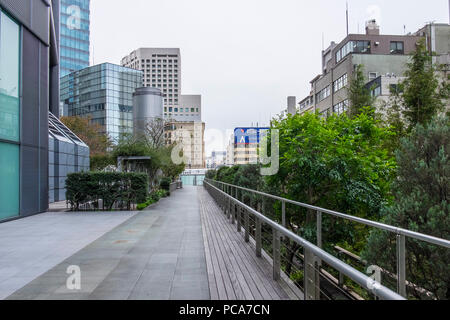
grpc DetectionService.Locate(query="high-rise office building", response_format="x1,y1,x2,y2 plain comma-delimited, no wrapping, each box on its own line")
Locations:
0,0,60,222
122,47,206,168
121,48,181,113
61,63,143,143
60,0,90,77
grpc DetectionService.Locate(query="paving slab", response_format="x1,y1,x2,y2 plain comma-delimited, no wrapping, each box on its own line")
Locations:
6,187,210,300
0,211,138,299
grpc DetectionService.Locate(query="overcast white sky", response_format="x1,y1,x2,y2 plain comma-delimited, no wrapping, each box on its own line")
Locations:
90,0,449,154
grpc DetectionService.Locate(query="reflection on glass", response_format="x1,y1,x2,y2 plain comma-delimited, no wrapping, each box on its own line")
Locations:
0,143,19,220
0,12,20,142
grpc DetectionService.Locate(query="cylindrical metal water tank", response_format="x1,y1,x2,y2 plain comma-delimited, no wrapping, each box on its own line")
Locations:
132,87,164,138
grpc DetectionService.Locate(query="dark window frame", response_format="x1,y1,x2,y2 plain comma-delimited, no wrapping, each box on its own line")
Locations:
390,41,404,55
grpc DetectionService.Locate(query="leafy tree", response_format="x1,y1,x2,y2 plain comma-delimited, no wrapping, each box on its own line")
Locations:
158,145,186,181
265,111,396,252
363,116,449,300
112,135,184,186
233,165,263,191
348,65,375,118
205,170,217,180
381,39,449,132
61,116,112,156
90,154,115,171
143,118,166,148
398,39,448,128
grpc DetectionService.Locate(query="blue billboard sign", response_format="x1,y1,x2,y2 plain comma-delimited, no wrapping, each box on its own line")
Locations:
234,127,270,145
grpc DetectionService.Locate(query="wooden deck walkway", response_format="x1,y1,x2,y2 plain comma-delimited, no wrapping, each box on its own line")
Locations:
199,187,302,300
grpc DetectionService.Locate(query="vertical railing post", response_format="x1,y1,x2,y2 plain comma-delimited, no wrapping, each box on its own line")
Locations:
281,201,286,227
337,252,344,287
237,207,242,232
231,198,236,225
304,249,318,300
316,211,322,249
315,211,322,299
255,218,262,257
397,234,406,298
273,229,281,281
227,192,233,218
245,211,250,242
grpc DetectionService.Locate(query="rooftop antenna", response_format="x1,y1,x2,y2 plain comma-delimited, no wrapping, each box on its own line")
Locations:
346,1,349,35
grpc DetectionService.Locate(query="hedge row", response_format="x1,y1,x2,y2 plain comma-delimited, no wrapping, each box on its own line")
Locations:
66,172,148,211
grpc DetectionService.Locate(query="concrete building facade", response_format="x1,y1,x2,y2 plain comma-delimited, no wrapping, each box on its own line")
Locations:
206,151,227,169
299,20,423,116
0,0,60,222
226,134,235,166
165,121,206,169
121,48,181,114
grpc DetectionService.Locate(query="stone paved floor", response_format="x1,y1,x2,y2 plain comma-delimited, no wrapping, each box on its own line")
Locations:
5,187,210,300
0,210,138,300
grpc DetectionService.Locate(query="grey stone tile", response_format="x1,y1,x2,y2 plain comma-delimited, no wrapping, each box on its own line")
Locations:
2,187,211,301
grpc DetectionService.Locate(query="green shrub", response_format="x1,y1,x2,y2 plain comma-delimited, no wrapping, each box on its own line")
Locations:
160,177,172,191
136,189,169,210
205,170,217,179
136,203,148,211
66,172,148,211
90,154,115,171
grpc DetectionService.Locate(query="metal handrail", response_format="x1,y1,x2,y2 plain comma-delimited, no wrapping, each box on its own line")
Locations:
205,179,450,249
204,180,405,300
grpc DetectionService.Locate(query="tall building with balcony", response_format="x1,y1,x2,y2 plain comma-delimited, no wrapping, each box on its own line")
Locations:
0,0,60,222
60,0,90,77
60,63,143,143
298,20,424,116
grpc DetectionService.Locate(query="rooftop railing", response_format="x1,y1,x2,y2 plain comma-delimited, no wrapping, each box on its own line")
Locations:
204,179,450,300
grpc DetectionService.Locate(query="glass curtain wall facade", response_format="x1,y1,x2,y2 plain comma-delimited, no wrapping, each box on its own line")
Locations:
49,113,90,203
60,0,90,77
0,0,59,223
0,10,20,220
61,63,143,142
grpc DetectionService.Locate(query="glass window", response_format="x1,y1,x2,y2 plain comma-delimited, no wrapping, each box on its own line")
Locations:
390,41,404,54
371,86,381,97
333,74,348,92
332,100,349,115
336,40,371,63
0,12,20,142
0,142,20,220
